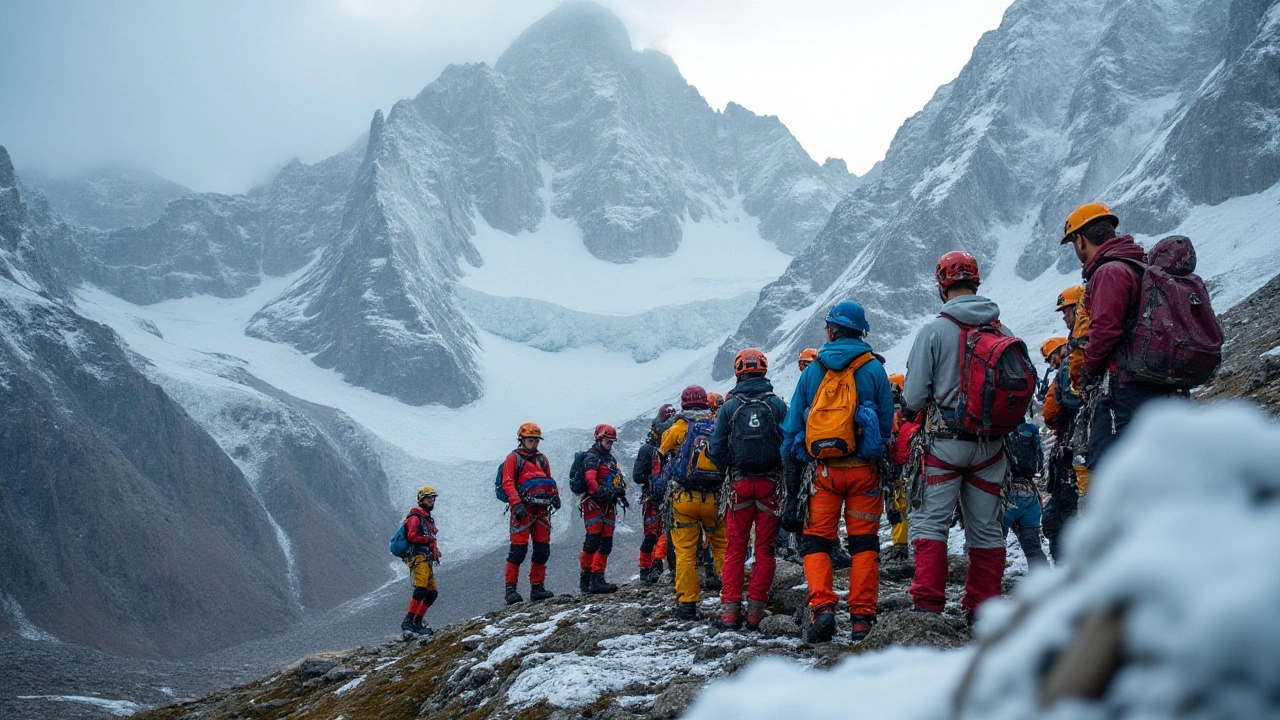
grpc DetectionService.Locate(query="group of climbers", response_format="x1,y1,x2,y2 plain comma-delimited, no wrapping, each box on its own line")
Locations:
389,203,1221,641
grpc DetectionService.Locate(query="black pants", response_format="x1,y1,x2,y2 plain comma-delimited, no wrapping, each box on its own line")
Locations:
1087,379,1182,470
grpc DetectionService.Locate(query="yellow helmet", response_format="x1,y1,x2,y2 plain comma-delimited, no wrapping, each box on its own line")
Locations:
1061,202,1118,244
1039,337,1068,361
1056,285,1085,311
417,486,438,503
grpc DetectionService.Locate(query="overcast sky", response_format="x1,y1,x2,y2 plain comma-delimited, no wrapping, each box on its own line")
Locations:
0,0,1013,193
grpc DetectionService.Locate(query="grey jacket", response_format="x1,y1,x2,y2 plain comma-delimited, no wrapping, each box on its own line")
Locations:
903,295,1012,415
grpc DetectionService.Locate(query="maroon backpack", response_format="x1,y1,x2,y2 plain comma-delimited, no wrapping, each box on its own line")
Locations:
941,315,1038,438
1114,235,1222,389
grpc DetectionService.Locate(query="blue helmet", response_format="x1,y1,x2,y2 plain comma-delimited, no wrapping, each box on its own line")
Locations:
825,301,870,333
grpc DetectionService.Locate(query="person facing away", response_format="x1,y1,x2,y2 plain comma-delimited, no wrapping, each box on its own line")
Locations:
401,486,441,636
707,348,788,631
659,384,727,620
780,301,894,644
901,251,1012,618
633,404,676,584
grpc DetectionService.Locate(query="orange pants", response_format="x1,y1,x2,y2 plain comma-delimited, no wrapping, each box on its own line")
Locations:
801,462,881,616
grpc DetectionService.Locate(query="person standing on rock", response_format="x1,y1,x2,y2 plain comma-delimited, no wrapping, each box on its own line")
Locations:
401,486,441,636
634,405,676,584
577,424,627,594
902,252,1030,619
885,373,911,561
780,301,894,643
501,423,560,605
660,385,727,619
708,349,788,631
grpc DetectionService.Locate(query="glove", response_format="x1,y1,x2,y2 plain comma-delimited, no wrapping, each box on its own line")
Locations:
551,494,562,510
900,407,921,424
619,493,631,509
511,502,528,523
780,494,804,533
783,457,803,497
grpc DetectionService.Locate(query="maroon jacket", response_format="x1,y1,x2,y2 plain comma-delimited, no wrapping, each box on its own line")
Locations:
1082,235,1146,379
406,507,440,560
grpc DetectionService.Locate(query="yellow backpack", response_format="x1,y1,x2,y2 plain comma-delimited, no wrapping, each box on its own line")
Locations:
806,352,874,459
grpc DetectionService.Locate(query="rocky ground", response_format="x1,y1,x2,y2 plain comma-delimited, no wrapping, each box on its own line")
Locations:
131,546,998,720
1199,271,1280,415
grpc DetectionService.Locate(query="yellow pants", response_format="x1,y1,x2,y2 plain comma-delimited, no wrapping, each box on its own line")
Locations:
891,482,909,546
406,554,437,590
671,490,726,603
1075,465,1091,496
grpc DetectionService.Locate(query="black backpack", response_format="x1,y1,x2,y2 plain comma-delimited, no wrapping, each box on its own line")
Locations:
728,394,783,473
568,450,592,495
1005,422,1043,479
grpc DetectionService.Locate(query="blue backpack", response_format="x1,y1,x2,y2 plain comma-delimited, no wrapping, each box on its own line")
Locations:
389,516,414,558
667,414,722,491
494,453,551,502
853,401,885,462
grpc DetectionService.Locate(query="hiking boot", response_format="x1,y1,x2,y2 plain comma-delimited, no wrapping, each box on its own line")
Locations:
588,572,618,594
579,569,592,594
807,606,836,644
400,620,416,636
711,602,742,631
504,582,523,605
529,583,554,602
673,602,700,621
745,600,768,631
652,559,664,576
638,567,653,584
850,614,876,643
412,618,434,636
884,545,909,562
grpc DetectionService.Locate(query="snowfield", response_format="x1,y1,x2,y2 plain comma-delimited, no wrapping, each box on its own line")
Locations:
684,401,1280,719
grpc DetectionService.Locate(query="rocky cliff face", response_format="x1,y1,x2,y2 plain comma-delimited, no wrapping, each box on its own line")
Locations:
1,145,396,658
717,0,1278,379
21,165,191,231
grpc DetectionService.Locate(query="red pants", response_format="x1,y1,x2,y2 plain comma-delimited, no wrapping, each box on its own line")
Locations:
801,463,880,616
720,476,780,605
639,498,663,568
505,504,551,584
580,497,616,573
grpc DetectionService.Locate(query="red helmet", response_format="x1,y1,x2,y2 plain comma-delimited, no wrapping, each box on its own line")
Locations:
680,385,709,409
733,348,768,377
657,403,676,421
594,423,617,441
936,251,980,290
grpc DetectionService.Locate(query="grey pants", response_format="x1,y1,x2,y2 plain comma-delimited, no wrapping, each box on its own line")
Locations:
909,437,1006,549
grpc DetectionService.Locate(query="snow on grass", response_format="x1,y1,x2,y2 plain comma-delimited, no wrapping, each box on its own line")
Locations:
17,695,142,717
333,676,366,696
506,633,698,709
1,591,58,643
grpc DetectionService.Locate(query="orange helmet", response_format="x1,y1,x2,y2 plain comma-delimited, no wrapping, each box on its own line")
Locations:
798,348,818,369
594,423,617,441
888,373,905,391
1056,285,1084,311
517,422,542,440
734,348,768,376
1040,337,1068,361
1061,202,1118,244
936,251,980,289
707,392,724,409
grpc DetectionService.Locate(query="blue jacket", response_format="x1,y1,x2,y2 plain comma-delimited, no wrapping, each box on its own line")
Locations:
708,376,788,470
781,337,894,460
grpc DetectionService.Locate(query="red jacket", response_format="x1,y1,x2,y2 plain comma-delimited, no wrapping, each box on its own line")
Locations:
501,449,554,507
406,507,440,560
1082,236,1146,379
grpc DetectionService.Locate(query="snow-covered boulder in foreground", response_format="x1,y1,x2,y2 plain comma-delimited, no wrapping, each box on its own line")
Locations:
685,402,1280,719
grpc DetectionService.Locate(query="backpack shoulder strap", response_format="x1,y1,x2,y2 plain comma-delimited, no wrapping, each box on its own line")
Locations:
847,352,875,373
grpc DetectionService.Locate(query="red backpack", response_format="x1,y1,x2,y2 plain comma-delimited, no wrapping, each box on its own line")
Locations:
1114,235,1222,389
941,314,1037,438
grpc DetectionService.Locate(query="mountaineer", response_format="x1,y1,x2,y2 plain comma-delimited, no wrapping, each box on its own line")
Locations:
397,486,441,636
499,423,560,605
780,301,894,643
708,349,788,631
634,404,676,584
570,424,628,594
901,252,1036,619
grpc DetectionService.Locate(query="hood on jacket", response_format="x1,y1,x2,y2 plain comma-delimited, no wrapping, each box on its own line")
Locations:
816,337,876,371
939,294,1001,326
731,375,775,396
1085,235,1145,279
